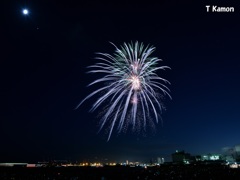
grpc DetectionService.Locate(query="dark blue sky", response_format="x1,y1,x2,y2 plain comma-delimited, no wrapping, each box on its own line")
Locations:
1,0,240,162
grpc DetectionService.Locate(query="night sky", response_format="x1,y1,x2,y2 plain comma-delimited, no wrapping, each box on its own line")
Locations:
1,0,240,163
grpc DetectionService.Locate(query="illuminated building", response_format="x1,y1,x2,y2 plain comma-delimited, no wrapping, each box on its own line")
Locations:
157,157,164,164
201,154,221,161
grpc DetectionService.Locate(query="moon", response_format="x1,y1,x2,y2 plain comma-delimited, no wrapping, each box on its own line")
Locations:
22,9,29,15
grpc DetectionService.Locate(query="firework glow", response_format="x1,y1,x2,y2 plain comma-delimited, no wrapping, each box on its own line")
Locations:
77,42,171,140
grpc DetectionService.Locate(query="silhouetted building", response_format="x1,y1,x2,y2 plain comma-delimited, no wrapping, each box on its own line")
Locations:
172,150,191,164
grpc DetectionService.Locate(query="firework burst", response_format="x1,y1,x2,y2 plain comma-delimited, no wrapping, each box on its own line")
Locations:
77,42,171,140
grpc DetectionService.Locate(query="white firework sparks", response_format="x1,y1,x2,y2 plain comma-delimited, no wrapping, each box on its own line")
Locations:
77,41,171,140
